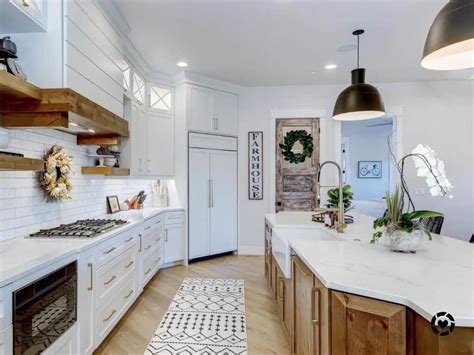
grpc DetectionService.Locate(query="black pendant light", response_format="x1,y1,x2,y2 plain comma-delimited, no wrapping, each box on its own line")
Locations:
421,0,474,70
333,29,385,121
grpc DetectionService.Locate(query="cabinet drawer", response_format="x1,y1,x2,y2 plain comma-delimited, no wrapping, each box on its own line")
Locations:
164,211,184,225
142,252,161,286
0,324,12,355
0,284,12,330
96,274,136,343
96,248,136,304
96,229,138,267
143,229,165,258
144,214,164,231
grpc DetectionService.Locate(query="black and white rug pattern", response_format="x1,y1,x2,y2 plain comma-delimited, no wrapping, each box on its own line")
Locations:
145,278,247,355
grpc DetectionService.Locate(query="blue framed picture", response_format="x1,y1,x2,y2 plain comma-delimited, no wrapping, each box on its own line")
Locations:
358,161,382,178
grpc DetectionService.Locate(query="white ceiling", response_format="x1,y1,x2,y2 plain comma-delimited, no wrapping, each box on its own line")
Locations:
114,0,472,86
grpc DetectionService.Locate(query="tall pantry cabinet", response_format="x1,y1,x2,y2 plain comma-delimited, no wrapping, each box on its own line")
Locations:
188,134,238,260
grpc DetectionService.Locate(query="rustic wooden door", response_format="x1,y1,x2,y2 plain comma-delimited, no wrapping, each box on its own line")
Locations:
276,118,320,211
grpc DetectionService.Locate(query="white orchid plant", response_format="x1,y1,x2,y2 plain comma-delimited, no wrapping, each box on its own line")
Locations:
371,142,453,244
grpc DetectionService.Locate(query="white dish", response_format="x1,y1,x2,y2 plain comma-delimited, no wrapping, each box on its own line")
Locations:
104,157,116,167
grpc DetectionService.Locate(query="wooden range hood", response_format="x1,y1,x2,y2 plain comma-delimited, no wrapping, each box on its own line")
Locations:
0,71,129,142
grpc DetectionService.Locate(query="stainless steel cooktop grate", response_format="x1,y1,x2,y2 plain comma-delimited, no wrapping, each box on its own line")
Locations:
29,219,128,238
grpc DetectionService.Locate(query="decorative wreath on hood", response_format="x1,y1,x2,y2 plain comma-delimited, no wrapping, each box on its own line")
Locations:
279,129,314,164
37,145,74,201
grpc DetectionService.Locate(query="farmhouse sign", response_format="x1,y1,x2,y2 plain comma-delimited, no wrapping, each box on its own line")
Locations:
248,131,263,200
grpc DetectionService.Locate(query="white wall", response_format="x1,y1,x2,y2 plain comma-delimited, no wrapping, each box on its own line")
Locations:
238,80,473,253
342,120,393,200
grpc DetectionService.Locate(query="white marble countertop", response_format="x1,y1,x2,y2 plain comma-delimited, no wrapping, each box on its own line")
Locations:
0,207,184,288
266,212,474,327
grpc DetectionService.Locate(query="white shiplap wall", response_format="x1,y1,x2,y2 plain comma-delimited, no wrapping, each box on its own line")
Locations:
0,129,159,242
64,0,124,116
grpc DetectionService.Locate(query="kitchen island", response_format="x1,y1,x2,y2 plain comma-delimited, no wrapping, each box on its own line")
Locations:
265,211,474,355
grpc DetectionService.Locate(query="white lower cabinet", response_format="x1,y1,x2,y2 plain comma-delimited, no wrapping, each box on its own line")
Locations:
77,252,95,355
164,224,185,263
0,325,12,355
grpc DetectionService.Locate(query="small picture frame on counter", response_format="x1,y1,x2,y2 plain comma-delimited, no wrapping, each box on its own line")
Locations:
107,195,121,213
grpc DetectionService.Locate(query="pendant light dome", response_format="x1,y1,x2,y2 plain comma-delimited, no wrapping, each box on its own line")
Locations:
333,30,385,121
421,0,474,71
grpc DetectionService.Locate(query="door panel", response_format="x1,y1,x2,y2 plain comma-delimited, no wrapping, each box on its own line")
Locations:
276,118,320,211
147,112,174,176
210,150,237,254
213,90,238,135
132,103,147,175
189,148,211,259
189,86,213,132
164,226,184,263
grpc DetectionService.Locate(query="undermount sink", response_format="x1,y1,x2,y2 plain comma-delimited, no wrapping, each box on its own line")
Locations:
272,228,339,278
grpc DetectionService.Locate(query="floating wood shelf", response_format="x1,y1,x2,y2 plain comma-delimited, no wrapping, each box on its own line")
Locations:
0,155,44,171
77,134,120,146
0,72,129,137
0,71,42,100
81,166,130,176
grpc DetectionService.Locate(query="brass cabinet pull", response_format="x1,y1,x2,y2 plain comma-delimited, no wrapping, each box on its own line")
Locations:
145,244,152,251
145,268,152,275
124,290,133,300
103,309,116,322
165,230,168,242
125,261,134,269
155,237,161,243
312,287,321,326
145,226,152,231
278,278,285,301
103,246,116,255
124,236,133,243
21,0,30,6
139,234,142,252
87,262,93,291
104,275,116,285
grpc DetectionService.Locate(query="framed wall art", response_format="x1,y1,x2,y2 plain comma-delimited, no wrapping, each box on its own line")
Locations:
248,131,263,200
107,195,121,213
358,161,382,178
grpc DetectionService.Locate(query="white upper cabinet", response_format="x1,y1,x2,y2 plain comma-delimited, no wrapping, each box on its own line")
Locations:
149,84,174,114
187,85,238,135
189,86,214,132
212,90,238,135
132,72,146,106
130,102,147,175
0,0,47,33
146,112,175,177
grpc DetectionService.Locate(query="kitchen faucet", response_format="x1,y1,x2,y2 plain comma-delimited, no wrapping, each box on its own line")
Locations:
317,161,346,233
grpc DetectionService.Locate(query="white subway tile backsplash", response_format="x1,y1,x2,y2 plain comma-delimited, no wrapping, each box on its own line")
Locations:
0,128,164,242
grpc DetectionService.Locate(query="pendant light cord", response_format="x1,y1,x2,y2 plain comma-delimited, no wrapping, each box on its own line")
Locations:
357,34,360,69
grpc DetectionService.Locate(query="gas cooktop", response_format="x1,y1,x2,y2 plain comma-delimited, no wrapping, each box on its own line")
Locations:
29,219,128,239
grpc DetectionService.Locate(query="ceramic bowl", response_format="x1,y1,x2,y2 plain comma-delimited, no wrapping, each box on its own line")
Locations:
0,128,10,149
104,157,117,167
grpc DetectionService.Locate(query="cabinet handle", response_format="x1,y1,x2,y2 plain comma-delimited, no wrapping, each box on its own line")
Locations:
147,159,151,173
145,226,152,231
215,117,219,130
104,275,116,285
155,237,161,242
145,244,152,251
124,236,134,243
125,260,134,269
21,0,30,6
208,179,211,208
103,309,116,322
124,290,134,300
278,278,285,301
145,268,152,275
165,229,168,242
312,287,321,326
139,234,142,252
103,246,116,255
87,262,93,291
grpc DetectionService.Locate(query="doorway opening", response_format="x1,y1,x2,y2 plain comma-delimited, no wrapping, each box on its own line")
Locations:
341,116,396,217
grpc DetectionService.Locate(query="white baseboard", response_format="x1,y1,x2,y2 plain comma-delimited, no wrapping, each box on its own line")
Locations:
238,246,264,255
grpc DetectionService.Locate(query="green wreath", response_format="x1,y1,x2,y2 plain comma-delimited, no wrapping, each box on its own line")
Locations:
279,130,314,164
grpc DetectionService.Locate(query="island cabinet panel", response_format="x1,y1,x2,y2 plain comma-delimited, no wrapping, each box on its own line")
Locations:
271,255,278,300
411,313,474,355
264,222,272,284
275,260,291,338
331,291,406,355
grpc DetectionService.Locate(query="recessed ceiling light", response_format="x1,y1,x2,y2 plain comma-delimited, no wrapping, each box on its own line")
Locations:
177,61,188,68
337,44,357,52
325,64,337,70
88,128,95,133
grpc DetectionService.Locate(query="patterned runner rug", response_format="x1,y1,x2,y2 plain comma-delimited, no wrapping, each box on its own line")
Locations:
145,278,248,355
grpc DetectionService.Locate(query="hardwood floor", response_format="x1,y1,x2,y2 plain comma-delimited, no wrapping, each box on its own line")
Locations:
94,255,291,355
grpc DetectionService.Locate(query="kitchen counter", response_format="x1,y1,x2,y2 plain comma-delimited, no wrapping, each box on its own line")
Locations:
0,207,184,288
266,211,474,327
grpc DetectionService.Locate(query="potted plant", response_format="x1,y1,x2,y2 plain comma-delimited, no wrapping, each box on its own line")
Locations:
371,143,453,252
327,184,354,223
